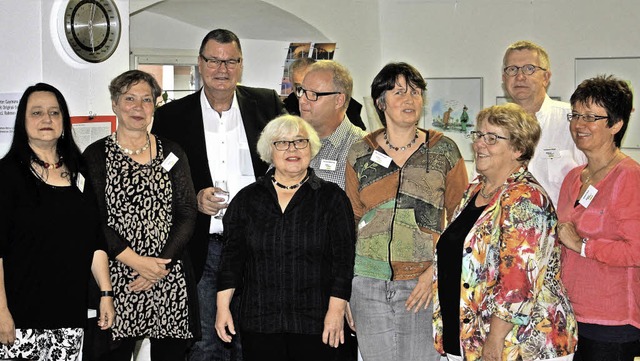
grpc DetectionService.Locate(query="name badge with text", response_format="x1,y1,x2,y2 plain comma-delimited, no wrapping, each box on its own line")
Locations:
162,152,179,171
543,148,561,159
579,185,598,208
370,150,392,168
319,159,337,171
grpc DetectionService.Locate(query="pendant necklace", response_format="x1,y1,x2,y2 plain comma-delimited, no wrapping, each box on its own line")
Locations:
32,155,64,169
384,130,418,151
113,132,151,155
583,150,620,185
271,173,309,190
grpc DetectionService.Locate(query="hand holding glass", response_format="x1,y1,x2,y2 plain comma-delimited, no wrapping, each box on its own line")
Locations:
214,180,229,219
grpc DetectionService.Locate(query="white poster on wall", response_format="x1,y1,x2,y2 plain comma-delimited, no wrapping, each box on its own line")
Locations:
0,93,21,158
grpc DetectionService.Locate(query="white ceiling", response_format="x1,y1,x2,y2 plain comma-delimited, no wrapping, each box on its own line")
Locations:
130,0,331,41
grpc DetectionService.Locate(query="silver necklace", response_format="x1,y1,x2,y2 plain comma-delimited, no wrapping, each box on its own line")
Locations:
384,130,418,151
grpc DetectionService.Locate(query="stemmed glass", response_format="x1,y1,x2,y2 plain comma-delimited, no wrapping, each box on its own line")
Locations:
214,180,229,219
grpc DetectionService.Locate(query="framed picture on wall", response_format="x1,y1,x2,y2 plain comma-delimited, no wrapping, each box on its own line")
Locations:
423,77,482,161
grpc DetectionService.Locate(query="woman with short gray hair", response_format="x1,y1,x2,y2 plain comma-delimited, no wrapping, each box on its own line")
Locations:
215,114,355,361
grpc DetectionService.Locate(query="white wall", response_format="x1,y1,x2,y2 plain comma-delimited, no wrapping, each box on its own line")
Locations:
0,0,130,117
377,0,640,160
3,0,638,160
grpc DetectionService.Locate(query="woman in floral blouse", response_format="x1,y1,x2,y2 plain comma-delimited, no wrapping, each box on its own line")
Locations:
433,103,577,361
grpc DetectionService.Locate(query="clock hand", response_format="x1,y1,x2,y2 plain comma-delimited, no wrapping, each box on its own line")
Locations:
89,2,96,53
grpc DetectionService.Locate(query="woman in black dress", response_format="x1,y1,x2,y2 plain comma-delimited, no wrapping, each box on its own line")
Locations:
0,83,114,361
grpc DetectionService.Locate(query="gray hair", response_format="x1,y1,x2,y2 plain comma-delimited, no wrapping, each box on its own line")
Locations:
257,115,321,163
289,58,316,84
306,60,353,109
503,40,551,70
108,70,162,103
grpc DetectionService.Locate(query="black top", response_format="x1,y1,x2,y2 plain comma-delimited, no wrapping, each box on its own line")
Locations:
152,86,287,281
436,192,485,355
218,168,356,334
0,156,105,328
283,92,367,131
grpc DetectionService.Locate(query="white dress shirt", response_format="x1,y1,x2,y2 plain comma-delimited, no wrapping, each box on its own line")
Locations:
201,90,256,234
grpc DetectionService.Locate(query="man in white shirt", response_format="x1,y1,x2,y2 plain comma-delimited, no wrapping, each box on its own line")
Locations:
153,29,285,361
502,40,586,205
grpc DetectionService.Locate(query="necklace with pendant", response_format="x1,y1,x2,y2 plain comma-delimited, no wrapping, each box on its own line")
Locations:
271,173,309,190
384,130,418,151
583,150,620,184
113,132,151,155
32,155,64,169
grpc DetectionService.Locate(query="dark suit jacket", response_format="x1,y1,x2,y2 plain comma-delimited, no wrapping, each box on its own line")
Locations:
283,92,367,131
152,85,286,281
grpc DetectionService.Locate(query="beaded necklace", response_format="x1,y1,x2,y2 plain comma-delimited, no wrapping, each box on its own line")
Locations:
271,174,309,190
384,130,418,151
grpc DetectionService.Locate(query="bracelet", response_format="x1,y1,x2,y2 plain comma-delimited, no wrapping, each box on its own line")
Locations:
100,290,114,297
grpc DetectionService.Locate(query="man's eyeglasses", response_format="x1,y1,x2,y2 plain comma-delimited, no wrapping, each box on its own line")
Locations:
503,64,547,77
296,86,341,102
468,131,510,145
200,55,242,69
273,139,310,151
567,113,609,123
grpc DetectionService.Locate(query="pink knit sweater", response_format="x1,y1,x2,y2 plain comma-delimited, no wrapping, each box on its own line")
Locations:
558,157,640,328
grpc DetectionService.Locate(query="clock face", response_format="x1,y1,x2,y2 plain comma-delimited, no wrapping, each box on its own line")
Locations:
64,0,121,63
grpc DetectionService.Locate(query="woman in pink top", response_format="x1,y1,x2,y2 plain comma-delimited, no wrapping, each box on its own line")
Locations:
557,75,640,360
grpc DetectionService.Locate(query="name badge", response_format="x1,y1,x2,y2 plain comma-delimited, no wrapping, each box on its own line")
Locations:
76,173,85,193
543,148,561,159
319,159,337,171
579,185,598,208
370,150,392,168
162,152,179,171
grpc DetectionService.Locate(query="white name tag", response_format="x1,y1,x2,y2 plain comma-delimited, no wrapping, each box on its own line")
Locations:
543,148,561,159
319,159,337,171
370,150,392,168
76,173,85,193
579,185,598,208
162,152,179,171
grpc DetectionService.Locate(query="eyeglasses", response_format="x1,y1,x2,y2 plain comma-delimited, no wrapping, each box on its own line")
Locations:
296,86,341,102
200,55,242,69
567,113,609,123
468,131,510,145
272,139,310,151
503,64,547,77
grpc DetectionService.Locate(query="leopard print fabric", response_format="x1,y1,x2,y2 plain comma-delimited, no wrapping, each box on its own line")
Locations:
105,136,192,340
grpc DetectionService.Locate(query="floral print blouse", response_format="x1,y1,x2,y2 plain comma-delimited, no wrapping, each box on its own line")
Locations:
433,167,577,360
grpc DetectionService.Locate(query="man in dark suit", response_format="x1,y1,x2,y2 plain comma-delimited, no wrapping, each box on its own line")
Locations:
284,58,367,131
152,29,285,361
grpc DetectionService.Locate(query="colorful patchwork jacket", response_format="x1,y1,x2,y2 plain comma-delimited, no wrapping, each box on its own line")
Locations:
345,129,468,280
433,167,578,360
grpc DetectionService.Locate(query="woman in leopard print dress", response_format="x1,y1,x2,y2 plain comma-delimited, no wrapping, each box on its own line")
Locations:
84,70,197,361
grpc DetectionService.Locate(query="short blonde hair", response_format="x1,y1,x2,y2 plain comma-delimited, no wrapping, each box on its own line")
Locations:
257,115,321,163
476,103,541,163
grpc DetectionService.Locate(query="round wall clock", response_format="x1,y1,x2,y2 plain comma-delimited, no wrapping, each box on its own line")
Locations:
63,0,121,63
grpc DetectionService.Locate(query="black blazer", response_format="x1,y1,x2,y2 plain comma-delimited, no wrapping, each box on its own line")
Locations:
152,85,286,280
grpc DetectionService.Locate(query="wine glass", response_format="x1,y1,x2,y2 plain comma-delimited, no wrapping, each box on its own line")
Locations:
214,180,229,219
